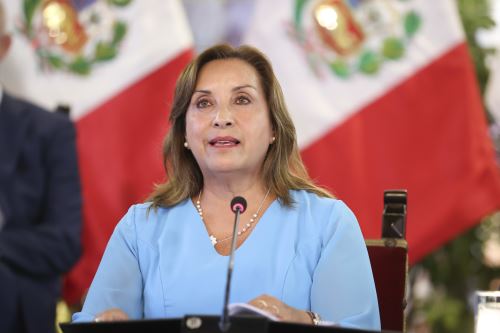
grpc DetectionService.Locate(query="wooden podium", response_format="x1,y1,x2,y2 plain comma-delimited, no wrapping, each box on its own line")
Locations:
60,315,399,333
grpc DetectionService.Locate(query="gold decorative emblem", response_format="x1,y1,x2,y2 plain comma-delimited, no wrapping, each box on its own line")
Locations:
289,0,422,78
41,0,88,53
19,0,132,75
313,0,365,56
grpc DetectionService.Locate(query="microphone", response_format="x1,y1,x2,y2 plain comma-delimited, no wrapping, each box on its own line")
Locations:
230,197,247,214
219,196,247,332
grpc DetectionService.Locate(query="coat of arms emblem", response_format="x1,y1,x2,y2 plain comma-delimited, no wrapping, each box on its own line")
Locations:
290,0,422,78
19,0,131,75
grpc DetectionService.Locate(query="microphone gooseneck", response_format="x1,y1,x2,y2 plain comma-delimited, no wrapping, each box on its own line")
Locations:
219,196,247,332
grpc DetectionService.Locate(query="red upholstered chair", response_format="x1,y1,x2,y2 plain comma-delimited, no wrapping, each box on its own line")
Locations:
365,190,408,332
366,238,408,332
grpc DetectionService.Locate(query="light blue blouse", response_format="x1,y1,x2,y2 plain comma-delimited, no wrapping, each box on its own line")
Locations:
73,190,380,330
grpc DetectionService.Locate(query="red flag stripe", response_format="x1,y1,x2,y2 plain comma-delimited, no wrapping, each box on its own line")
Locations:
301,42,500,263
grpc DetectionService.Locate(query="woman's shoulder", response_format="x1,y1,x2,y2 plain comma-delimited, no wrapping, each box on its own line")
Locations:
290,190,359,233
111,199,194,247
290,189,353,215
117,200,190,229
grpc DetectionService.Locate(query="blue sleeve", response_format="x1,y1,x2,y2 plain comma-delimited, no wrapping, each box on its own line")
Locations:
72,206,143,322
311,201,380,330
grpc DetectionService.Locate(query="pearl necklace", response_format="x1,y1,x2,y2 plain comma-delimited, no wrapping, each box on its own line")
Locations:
195,189,271,246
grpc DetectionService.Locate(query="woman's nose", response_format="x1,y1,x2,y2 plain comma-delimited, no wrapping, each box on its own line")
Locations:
212,107,234,128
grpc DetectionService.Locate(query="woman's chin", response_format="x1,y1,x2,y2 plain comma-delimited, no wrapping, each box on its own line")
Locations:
208,166,243,174
203,162,250,176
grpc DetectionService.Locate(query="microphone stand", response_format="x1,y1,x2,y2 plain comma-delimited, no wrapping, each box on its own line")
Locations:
219,204,243,332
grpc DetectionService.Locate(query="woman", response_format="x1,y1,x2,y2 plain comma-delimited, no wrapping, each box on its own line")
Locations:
73,44,380,330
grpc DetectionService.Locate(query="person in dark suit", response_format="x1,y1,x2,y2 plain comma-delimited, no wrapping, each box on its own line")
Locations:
0,2,82,332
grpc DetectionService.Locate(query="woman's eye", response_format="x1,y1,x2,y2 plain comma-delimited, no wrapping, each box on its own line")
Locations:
235,96,250,105
196,99,211,108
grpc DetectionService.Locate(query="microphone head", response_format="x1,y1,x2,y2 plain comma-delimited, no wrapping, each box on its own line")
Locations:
230,196,247,213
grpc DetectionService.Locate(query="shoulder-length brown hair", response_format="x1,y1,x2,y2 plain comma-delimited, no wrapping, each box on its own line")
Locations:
148,44,332,208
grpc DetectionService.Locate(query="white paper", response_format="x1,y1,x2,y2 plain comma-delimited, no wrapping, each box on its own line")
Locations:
228,303,279,321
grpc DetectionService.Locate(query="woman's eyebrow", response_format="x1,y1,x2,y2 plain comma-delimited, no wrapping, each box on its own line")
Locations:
233,84,257,92
193,85,256,94
193,89,211,94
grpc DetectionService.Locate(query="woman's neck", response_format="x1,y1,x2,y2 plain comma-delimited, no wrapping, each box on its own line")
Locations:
201,176,267,203
200,168,268,200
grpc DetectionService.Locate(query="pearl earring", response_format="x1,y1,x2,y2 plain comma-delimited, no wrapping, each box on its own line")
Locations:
271,136,276,143
184,141,189,149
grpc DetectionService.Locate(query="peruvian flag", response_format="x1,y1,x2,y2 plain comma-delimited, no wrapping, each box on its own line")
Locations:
244,0,500,262
0,0,192,303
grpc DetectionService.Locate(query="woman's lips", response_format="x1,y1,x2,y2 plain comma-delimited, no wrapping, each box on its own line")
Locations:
209,136,240,147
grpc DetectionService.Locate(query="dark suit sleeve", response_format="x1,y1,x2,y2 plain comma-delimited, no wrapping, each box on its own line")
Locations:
0,116,82,278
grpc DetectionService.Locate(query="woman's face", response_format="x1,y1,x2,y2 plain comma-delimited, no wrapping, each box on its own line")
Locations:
185,58,274,179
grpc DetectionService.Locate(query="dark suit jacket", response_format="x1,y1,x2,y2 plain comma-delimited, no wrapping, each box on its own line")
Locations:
0,92,82,333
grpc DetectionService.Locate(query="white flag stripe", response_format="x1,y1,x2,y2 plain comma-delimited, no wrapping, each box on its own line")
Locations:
486,51,500,123
244,0,464,147
0,0,192,120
